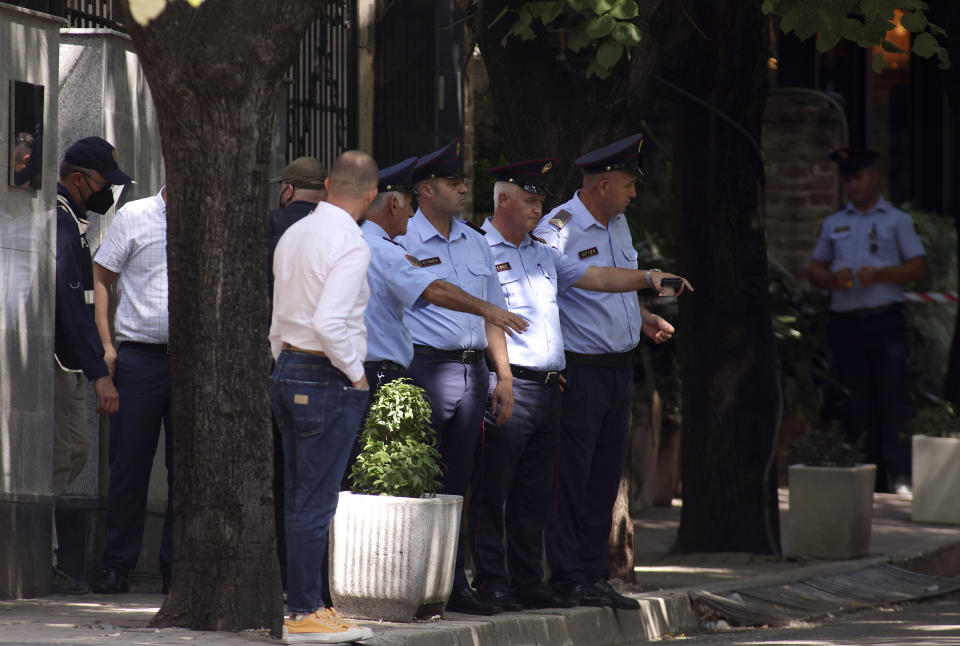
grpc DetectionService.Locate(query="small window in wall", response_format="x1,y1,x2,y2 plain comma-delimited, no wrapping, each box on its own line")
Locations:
9,80,44,190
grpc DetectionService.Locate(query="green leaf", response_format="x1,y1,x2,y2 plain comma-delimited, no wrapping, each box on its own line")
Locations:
567,0,591,11
540,0,564,24
912,31,938,58
609,0,639,20
761,0,775,16
610,21,642,46
817,27,842,53
880,38,905,54
929,22,946,36
586,13,616,38
567,25,592,52
780,6,803,33
872,51,889,73
595,40,624,68
488,5,510,28
899,11,928,33
937,46,952,70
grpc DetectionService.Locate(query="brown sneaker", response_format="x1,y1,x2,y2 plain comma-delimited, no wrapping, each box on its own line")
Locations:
282,608,372,643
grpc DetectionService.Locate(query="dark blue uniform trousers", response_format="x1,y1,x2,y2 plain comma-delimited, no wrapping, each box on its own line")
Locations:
549,359,633,587
405,354,488,590
470,376,559,593
827,305,910,491
102,343,173,579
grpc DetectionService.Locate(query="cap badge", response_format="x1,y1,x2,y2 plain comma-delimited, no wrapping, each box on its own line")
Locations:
112,149,118,162
637,139,643,152
541,162,552,174
456,141,461,156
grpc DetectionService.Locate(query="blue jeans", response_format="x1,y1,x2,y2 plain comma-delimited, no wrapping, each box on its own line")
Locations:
271,350,369,614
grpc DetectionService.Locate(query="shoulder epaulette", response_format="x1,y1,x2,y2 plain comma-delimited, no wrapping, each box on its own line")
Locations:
529,233,547,244
461,218,487,236
548,209,572,229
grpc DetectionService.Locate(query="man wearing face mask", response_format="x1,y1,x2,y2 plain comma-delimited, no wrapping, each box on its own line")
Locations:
52,136,131,594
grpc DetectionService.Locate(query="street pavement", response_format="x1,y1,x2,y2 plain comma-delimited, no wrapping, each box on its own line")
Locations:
663,591,960,644
1,489,958,645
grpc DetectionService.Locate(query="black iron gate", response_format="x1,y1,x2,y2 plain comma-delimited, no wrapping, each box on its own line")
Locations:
284,0,358,168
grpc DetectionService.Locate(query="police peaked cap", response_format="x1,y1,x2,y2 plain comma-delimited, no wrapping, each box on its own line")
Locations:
576,133,645,176
412,138,468,183
488,159,557,195
378,157,419,193
830,148,879,174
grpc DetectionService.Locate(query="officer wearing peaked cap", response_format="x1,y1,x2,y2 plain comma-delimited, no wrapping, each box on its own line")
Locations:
360,157,526,397
472,157,689,611
533,134,682,606
809,148,926,494
394,138,519,616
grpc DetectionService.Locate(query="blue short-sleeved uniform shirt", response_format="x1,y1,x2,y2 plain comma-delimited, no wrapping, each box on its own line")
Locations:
482,219,587,371
534,191,643,354
395,210,508,350
811,197,926,312
361,219,436,367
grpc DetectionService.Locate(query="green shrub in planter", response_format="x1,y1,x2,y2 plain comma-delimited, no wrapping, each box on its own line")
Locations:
784,422,863,467
913,401,960,438
349,378,443,498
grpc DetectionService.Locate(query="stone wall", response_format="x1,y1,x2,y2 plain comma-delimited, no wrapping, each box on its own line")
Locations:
763,89,847,282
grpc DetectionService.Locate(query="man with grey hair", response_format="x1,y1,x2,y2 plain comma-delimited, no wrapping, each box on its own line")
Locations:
270,150,378,643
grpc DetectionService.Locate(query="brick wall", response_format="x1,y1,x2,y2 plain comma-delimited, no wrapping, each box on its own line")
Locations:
763,90,847,283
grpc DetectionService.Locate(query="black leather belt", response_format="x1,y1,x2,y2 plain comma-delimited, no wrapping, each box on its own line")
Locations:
413,345,485,364
511,365,560,386
122,341,169,355
364,360,406,373
832,303,902,318
564,350,633,368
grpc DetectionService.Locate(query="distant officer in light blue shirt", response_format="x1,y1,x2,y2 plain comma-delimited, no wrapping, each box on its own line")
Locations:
809,148,926,494
393,139,517,616
532,133,680,607
361,157,526,392
469,159,690,612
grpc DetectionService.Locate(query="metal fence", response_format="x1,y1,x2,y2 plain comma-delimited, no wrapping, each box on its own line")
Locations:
58,0,357,167
284,0,357,168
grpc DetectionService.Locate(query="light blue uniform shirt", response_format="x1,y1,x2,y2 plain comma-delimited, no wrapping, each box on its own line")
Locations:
534,191,643,354
396,210,507,350
811,197,925,312
361,220,436,367
482,219,587,371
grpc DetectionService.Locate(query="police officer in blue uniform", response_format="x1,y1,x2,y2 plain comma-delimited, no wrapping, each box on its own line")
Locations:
474,158,690,611
534,133,679,607
54,136,131,593
361,157,526,395
809,148,926,494
395,139,516,615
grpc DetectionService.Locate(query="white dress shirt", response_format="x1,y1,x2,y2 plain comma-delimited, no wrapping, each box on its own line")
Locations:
269,201,370,383
93,189,169,344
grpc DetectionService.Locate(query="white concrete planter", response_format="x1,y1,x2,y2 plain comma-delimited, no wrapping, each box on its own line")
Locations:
912,435,960,524
329,491,462,622
786,464,876,559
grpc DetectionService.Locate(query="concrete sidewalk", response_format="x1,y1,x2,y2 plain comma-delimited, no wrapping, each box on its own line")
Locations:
2,490,959,645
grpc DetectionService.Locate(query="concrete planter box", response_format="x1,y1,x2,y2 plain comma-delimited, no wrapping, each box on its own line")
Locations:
787,464,876,559
329,491,462,622
912,435,960,524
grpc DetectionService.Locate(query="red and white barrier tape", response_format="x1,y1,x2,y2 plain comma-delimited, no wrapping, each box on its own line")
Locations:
904,293,959,303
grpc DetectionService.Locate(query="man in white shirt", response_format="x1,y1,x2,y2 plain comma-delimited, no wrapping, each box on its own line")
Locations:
91,186,172,595
269,151,378,644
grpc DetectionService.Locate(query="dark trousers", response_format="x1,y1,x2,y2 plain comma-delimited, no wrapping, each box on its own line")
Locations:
102,343,173,579
271,350,368,613
828,306,910,491
405,354,488,590
470,376,559,593
549,360,633,587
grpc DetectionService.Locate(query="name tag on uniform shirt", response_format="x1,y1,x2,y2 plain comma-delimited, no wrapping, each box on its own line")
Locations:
834,225,850,233
578,247,599,260
420,257,442,267
496,262,511,272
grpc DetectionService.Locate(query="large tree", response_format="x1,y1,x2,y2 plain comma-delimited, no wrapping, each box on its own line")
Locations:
116,0,326,634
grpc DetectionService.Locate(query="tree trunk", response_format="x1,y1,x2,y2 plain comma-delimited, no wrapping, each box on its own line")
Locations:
668,0,781,554
116,0,325,634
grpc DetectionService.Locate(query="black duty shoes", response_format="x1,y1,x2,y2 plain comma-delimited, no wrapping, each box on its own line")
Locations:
589,579,640,610
475,588,523,612
445,585,503,615
514,582,577,609
556,582,608,607
91,567,129,594
51,567,90,595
